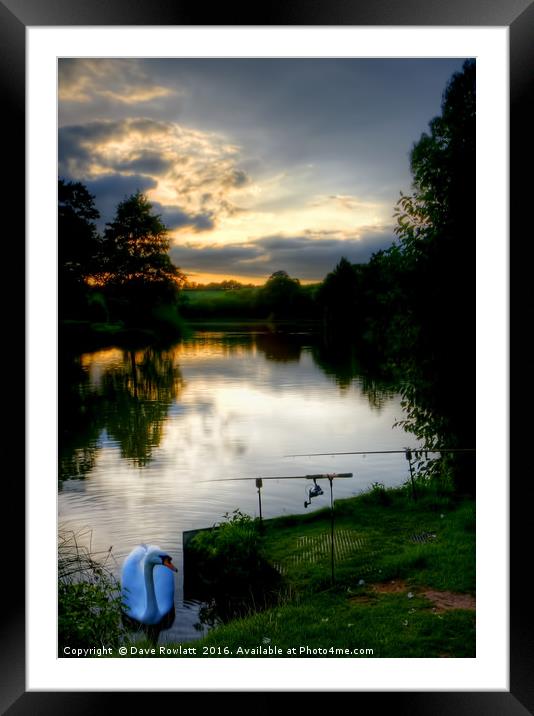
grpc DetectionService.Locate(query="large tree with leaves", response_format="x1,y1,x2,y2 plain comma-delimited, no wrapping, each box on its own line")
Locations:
100,191,184,323
395,58,475,324
58,179,102,318
392,59,476,493
257,270,303,318
102,191,180,287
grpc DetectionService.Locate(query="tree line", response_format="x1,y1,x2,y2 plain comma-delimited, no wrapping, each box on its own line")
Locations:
179,271,320,320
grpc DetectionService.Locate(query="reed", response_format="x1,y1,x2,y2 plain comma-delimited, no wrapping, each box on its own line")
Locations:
58,527,126,653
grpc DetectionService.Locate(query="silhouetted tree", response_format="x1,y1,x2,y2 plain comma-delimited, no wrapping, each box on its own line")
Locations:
100,191,185,325
392,59,476,493
394,59,475,334
58,178,101,318
102,191,180,287
317,257,363,328
257,270,303,318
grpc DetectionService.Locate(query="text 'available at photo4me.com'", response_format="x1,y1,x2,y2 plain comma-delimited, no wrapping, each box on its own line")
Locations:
62,643,376,657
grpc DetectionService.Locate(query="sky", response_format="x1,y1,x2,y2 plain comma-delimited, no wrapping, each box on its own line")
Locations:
58,58,466,284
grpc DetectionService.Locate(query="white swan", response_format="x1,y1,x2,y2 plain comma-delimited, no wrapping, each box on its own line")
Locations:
121,544,177,625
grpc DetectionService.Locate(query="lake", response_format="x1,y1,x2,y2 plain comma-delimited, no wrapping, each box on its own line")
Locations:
59,325,418,642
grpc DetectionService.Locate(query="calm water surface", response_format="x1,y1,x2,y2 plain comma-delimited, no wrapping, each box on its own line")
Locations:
59,327,417,642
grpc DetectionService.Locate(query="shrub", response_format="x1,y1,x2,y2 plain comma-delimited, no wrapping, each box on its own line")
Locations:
188,510,282,622
58,529,126,653
361,481,392,506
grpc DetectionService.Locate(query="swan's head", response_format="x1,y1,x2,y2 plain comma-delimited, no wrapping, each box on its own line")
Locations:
146,549,178,572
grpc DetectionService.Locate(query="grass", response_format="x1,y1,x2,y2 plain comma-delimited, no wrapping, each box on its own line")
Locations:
179,288,261,319
58,528,127,653
168,591,474,658
112,484,475,658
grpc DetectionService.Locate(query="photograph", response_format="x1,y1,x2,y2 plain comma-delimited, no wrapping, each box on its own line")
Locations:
57,56,477,660
4,4,519,704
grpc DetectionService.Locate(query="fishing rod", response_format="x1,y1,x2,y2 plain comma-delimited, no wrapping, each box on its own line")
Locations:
203,473,353,482
284,448,475,458
283,448,474,502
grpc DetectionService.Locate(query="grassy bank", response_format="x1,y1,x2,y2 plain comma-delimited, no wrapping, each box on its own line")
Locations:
119,485,475,658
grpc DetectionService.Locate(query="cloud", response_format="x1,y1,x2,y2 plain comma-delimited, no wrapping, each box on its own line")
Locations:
310,194,382,211
58,117,250,231
58,59,177,106
98,86,175,105
114,151,175,176
59,122,124,176
59,117,250,233
224,169,250,188
151,202,215,233
170,229,394,280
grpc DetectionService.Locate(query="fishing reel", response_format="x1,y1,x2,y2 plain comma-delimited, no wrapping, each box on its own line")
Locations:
304,478,324,508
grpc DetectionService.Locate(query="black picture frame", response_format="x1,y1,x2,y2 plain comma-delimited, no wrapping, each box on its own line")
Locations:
6,0,529,710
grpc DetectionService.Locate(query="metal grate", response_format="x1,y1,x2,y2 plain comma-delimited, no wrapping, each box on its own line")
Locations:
410,531,437,544
273,530,368,574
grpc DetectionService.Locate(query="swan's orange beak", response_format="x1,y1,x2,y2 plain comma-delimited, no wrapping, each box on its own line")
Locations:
163,556,178,572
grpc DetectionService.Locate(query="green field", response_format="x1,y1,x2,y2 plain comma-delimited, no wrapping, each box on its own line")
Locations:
179,285,320,320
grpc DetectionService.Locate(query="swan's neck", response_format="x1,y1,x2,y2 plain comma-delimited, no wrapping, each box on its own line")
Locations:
143,559,159,622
